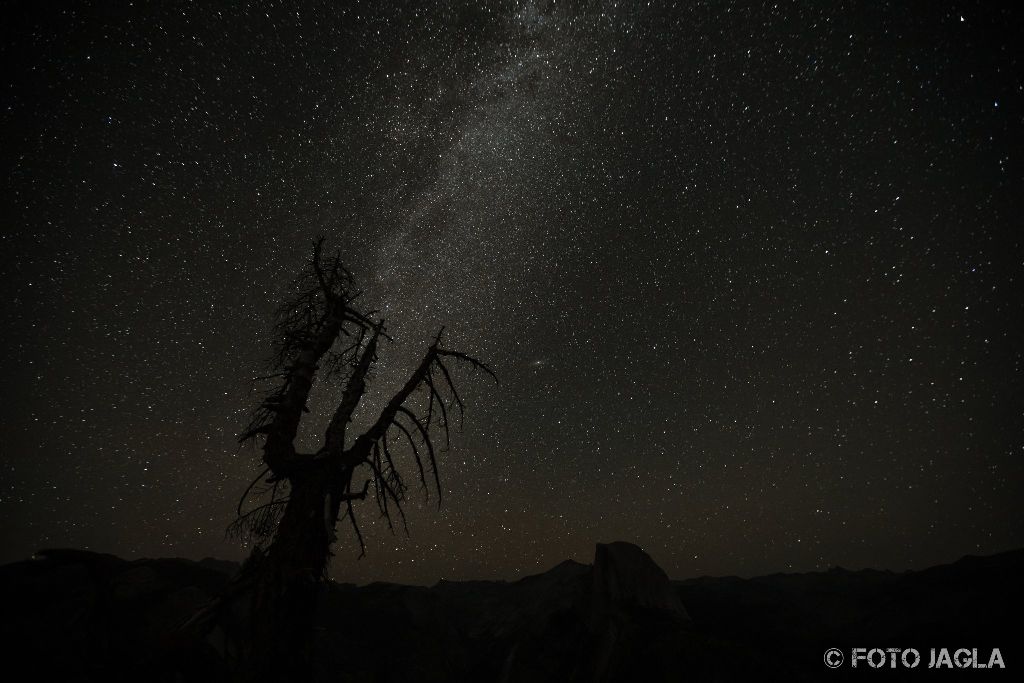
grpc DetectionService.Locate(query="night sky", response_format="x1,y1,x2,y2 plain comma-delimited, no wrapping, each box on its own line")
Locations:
3,1,1022,586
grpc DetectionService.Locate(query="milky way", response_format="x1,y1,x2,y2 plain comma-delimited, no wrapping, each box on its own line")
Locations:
3,1,1022,584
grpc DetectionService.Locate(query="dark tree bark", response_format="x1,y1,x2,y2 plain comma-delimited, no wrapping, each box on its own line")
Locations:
183,238,495,683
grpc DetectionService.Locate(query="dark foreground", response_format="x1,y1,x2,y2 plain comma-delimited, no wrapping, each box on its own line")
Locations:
1,542,1020,681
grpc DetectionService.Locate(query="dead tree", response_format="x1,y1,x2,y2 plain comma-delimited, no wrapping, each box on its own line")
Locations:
191,238,495,683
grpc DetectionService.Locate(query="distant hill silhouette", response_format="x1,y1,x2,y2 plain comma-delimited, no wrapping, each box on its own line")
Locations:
1,542,1020,681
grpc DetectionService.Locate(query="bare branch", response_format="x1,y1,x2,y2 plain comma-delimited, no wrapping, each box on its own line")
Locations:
311,236,334,299
396,406,442,506
236,466,271,517
321,323,383,458
436,349,499,384
389,417,429,497
433,356,466,429
343,498,366,558
337,479,370,502
424,370,453,449
368,444,409,534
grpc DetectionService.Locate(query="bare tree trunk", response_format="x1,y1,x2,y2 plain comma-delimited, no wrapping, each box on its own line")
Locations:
233,474,329,683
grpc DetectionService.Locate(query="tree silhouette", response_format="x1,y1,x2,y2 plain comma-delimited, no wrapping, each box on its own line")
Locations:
185,238,495,683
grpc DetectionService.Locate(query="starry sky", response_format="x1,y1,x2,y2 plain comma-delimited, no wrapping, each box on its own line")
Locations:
2,0,1022,585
